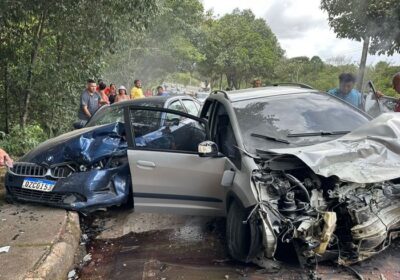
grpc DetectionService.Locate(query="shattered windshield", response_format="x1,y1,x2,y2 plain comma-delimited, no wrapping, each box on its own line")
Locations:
233,92,370,152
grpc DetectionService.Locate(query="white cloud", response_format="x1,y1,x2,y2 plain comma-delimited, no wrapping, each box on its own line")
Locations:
202,0,400,65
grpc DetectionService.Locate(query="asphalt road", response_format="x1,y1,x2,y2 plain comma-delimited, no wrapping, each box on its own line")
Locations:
76,208,400,280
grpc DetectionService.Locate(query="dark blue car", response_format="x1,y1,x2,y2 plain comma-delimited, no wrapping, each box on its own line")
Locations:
5,95,201,212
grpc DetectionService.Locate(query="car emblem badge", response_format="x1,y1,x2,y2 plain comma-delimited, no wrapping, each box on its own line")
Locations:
47,156,54,163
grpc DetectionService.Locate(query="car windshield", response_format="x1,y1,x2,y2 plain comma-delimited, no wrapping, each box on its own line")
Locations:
86,106,125,127
233,92,370,153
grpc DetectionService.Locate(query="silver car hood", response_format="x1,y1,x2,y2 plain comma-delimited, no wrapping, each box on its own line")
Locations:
269,112,400,183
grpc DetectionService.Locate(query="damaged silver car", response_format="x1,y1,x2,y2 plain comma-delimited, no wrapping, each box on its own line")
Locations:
127,84,400,268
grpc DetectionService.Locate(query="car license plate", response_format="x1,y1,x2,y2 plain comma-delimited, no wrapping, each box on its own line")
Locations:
22,178,55,192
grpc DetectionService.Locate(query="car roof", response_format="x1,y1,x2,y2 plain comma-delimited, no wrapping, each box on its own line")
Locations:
223,86,320,102
108,95,195,108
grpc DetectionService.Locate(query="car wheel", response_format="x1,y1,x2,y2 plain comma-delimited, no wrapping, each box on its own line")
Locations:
226,200,252,262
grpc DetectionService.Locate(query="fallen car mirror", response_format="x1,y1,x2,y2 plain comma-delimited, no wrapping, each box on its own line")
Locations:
198,141,219,157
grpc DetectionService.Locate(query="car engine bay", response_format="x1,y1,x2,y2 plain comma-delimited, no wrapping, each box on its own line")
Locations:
250,156,400,268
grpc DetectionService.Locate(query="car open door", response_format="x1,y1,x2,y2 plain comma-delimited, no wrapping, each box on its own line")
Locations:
125,106,227,216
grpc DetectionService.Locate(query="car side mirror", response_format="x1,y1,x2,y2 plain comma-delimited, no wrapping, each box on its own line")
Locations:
198,141,219,157
73,121,85,129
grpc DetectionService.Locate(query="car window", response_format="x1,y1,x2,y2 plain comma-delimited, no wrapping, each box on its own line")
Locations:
86,106,124,127
168,100,186,112
200,100,214,120
130,109,207,153
182,99,199,116
233,92,370,152
213,103,241,168
167,100,186,120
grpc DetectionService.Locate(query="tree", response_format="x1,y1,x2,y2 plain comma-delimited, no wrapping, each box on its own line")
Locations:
102,0,205,89
321,0,400,91
0,0,159,133
198,9,284,89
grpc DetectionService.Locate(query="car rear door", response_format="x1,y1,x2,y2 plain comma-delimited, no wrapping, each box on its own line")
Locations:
125,105,226,216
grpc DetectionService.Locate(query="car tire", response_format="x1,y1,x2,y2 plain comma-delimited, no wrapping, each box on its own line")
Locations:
226,200,251,263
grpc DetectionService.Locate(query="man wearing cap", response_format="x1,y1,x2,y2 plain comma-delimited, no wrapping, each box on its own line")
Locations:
115,85,130,103
130,79,145,99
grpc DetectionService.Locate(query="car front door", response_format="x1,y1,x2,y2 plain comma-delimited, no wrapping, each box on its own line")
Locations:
126,106,226,216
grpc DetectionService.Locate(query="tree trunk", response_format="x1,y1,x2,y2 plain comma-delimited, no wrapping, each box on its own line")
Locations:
4,63,10,133
357,36,370,92
21,9,47,128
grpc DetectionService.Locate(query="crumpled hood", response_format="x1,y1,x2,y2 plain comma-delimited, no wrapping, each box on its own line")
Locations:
269,113,400,183
20,122,127,164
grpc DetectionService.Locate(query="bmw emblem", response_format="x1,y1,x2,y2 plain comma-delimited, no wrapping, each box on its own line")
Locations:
47,156,54,163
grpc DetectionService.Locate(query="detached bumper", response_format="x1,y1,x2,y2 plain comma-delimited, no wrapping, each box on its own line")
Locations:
5,164,131,212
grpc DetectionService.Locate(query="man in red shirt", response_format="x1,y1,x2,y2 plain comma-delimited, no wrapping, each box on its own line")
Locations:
392,73,400,112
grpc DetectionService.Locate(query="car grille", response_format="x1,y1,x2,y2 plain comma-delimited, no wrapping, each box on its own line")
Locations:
9,188,86,204
10,188,66,203
51,165,75,178
9,162,75,179
10,163,47,177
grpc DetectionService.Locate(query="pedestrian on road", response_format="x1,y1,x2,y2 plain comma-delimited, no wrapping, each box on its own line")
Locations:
328,73,363,109
77,79,106,125
0,148,13,167
115,86,130,103
130,79,145,99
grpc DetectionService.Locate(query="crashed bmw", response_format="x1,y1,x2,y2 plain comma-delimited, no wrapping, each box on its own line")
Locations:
5,95,201,212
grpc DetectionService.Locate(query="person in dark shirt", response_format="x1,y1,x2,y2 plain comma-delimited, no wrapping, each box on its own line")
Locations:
78,79,106,122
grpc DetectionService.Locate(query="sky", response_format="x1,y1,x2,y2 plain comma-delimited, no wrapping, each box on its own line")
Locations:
202,0,400,65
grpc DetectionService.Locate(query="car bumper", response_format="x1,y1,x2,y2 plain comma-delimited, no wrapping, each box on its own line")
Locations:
5,164,131,212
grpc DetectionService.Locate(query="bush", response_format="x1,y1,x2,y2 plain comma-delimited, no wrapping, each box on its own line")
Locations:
0,124,48,157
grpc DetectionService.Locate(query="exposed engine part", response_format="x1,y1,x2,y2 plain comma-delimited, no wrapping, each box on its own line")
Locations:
250,165,400,268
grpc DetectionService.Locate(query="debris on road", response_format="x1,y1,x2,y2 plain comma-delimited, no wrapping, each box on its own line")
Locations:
0,245,10,253
82,253,92,263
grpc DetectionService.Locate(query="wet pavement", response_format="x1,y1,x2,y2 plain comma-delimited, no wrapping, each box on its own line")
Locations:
77,209,400,280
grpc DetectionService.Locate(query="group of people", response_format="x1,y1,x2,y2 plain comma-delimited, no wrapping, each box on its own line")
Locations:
78,79,144,124
77,79,170,124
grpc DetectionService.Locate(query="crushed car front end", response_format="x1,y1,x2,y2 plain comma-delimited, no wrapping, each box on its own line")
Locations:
5,122,130,212
246,113,400,267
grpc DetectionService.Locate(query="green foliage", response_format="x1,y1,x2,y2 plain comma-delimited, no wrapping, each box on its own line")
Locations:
0,124,46,156
273,55,399,95
198,9,284,89
321,0,400,55
0,0,159,135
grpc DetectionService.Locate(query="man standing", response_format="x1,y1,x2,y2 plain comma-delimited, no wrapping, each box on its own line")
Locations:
130,79,144,99
78,79,105,124
328,73,363,109
392,73,400,112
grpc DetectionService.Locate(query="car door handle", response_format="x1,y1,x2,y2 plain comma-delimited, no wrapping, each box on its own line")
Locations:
137,160,156,169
